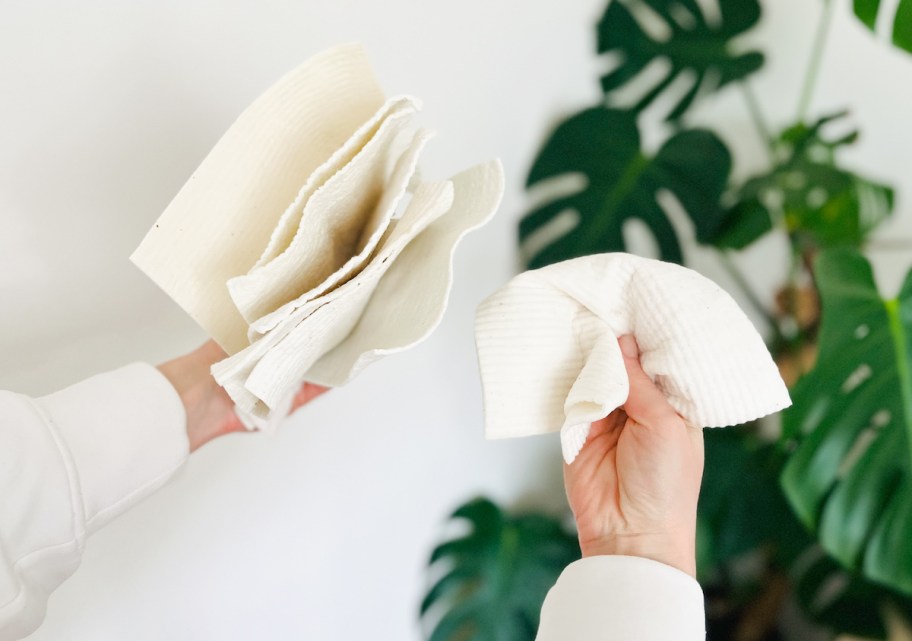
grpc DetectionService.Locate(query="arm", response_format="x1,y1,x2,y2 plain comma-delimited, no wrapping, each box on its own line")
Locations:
536,335,706,641
0,341,324,640
0,362,187,640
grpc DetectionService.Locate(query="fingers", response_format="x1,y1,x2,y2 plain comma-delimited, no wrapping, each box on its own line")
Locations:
618,335,683,431
290,382,329,412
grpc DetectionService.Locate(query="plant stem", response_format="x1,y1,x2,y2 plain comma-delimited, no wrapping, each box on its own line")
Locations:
717,251,783,342
740,82,777,163
797,0,837,123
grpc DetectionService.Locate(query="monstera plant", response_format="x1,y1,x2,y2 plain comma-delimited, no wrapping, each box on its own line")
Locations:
420,499,579,641
854,0,912,52
424,0,912,639
782,250,912,596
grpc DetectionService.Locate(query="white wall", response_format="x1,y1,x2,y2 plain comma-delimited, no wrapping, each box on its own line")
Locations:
1,1,910,639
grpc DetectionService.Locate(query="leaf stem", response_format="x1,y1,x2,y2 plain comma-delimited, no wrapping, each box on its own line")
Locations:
717,251,783,343
783,246,810,371
740,82,777,163
589,152,650,252
797,0,837,123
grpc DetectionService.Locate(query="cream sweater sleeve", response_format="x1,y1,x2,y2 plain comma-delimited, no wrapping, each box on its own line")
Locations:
0,363,189,641
536,556,706,641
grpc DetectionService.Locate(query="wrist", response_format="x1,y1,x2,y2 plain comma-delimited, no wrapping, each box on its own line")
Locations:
580,531,696,577
157,341,235,452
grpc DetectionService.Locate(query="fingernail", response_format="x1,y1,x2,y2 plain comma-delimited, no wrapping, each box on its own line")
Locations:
619,335,639,358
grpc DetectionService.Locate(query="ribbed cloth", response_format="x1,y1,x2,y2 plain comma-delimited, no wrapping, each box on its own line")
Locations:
130,43,504,428
474,254,791,463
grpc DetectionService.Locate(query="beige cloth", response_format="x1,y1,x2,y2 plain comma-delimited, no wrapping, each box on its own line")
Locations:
131,43,386,354
131,43,504,427
474,253,791,463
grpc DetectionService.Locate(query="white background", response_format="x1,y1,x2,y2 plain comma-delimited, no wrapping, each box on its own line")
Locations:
1,0,911,639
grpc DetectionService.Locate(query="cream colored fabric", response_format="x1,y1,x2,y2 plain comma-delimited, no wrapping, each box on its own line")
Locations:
131,43,386,354
214,161,503,421
536,556,706,641
0,365,188,641
130,43,503,427
474,253,791,463
226,96,428,325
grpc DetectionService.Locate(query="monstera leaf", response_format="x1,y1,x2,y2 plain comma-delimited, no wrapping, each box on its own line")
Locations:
698,428,806,568
421,498,580,641
781,248,912,596
700,429,912,638
792,545,912,639
712,113,893,251
519,107,731,268
854,0,912,54
597,0,764,120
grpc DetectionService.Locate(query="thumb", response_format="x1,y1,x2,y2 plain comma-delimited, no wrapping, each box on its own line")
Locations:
618,335,682,431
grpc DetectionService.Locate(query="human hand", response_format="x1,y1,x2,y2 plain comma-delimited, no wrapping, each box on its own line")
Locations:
157,340,327,452
563,335,704,577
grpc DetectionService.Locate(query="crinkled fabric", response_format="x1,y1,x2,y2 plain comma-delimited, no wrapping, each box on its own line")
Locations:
474,253,791,463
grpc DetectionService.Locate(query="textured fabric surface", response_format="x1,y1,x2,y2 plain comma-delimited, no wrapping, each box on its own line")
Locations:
131,43,503,428
475,253,791,463
131,43,386,354
226,96,428,326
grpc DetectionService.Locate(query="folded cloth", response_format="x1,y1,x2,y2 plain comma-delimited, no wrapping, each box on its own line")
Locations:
131,43,504,428
474,253,791,463
226,95,429,326
131,43,386,354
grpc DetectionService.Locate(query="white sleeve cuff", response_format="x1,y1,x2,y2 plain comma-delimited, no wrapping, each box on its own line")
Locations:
36,362,189,533
536,556,705,641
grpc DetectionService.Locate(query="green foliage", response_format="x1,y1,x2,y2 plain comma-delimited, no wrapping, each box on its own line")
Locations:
421,498,580,641
520,107,731,268
698,428,805,569
487,0,912,637
853,0,912,54
712,113,893,251
597,0,764,120
791,547,911,639
521,107,893,271
699,428,911,639
781,248,912,596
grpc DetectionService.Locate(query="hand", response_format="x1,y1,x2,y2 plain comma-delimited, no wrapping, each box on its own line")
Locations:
157,340,327,452
563,335,704,576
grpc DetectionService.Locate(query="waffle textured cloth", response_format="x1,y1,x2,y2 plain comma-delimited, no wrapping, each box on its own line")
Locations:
474,254,791,463
131,43,503,427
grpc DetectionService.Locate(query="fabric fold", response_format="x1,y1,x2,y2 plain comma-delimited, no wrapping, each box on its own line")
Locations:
474,253,791,463
130,43,504,428
131,43,386,354
227,96,429,325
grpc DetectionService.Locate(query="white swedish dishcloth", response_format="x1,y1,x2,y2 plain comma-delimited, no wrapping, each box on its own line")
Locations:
474,254,791,464
130,43,504,429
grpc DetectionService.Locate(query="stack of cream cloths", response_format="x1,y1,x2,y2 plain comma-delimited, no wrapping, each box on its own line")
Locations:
131,44,504,428
474,254,792,463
